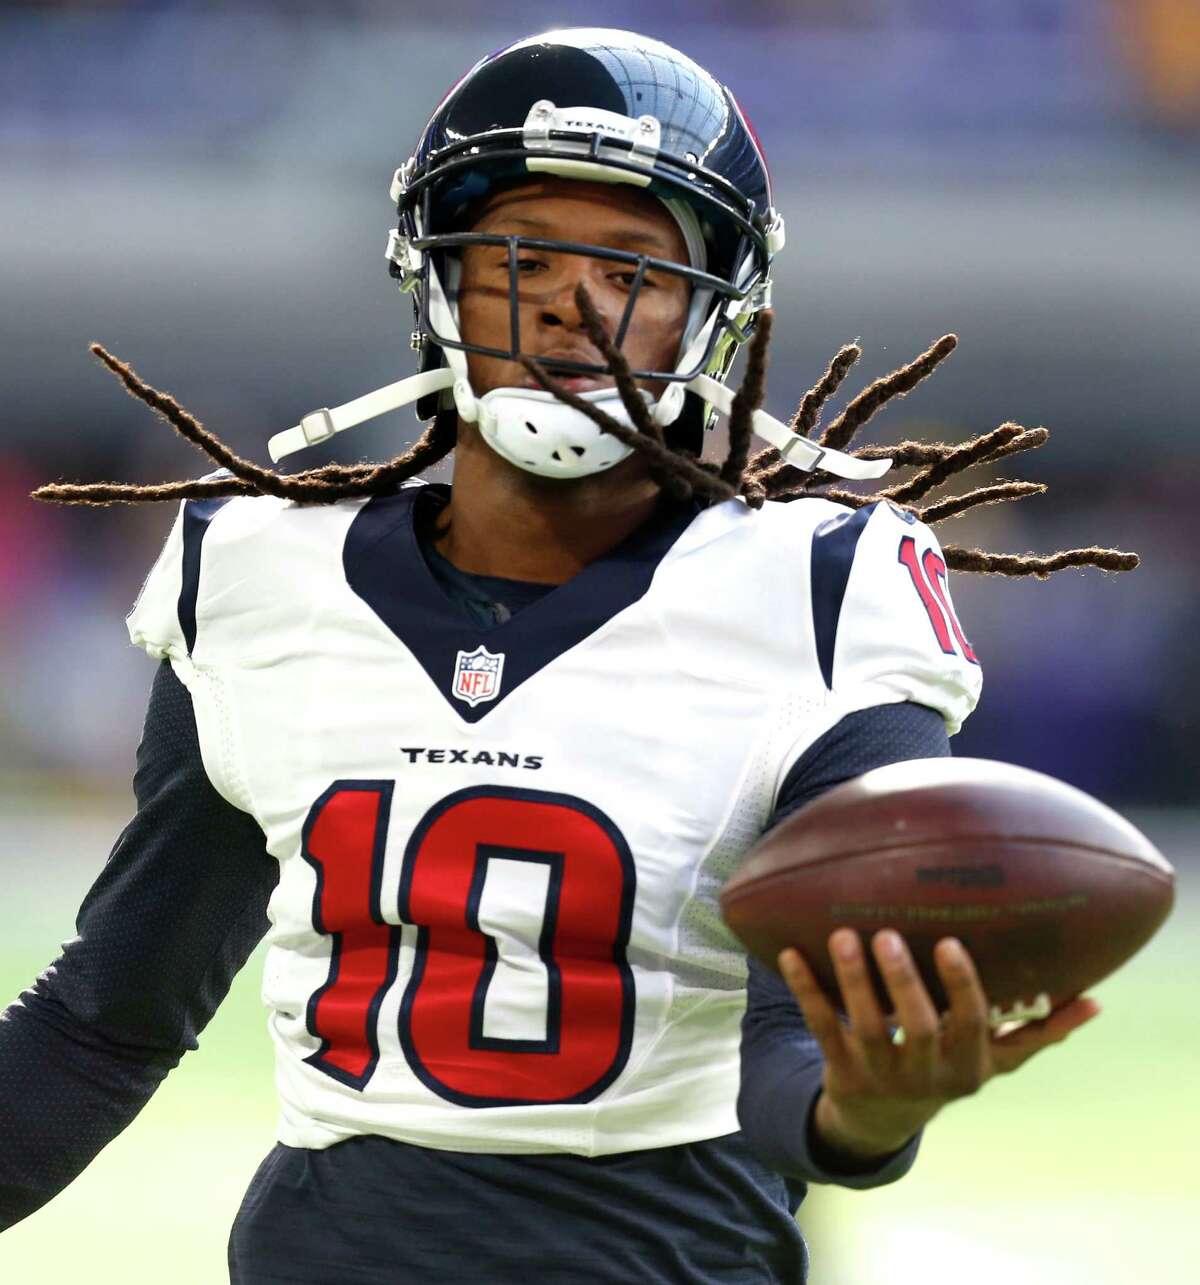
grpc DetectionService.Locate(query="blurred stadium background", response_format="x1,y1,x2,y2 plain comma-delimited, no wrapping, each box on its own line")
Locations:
1,1,1196,1281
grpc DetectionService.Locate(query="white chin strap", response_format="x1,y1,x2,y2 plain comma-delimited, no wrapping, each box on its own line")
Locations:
267,361,890,482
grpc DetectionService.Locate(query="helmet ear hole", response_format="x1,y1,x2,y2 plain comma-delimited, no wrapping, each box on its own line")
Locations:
415,341,449,421
426,405,459,445
663,391,707,457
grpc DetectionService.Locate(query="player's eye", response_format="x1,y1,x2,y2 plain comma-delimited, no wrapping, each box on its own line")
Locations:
514,257,549,274
608,270,656,290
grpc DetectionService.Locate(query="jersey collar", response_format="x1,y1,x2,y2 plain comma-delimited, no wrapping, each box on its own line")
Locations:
343,484,696,722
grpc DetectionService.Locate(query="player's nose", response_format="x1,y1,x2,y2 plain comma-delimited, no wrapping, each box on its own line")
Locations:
537,264,615,333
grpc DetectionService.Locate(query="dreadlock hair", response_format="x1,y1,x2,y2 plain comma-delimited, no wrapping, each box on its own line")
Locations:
34,286,1138,579
33,344,458,507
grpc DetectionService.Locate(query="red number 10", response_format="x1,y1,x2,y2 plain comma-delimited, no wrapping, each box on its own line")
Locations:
301,783,636,1108
898,534,978,664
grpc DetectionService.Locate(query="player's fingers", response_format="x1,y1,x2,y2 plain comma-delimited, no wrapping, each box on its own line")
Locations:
934,939,990,1039
828,929,892,1065
989,997,1103,1075
931,936,992,1094
777,948,854,1076
871,930,939,1075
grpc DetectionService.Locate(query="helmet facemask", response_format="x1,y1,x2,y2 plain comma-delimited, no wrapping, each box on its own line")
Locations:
407,211,751,478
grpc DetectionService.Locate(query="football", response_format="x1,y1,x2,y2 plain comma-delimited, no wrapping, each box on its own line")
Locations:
720,758,1175,1024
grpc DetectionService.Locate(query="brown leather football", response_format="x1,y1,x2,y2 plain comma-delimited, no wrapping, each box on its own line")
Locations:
720,758,1175,1024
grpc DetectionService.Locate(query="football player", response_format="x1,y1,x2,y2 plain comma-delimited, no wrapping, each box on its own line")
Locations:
1,29,1130,1284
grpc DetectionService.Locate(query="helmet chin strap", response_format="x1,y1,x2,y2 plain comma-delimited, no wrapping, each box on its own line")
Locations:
267,366,455,463
268,364,890,481
269,253,891,481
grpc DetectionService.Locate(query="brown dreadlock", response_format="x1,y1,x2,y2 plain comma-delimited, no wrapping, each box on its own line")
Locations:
33,345,459,507
33,284,1138,579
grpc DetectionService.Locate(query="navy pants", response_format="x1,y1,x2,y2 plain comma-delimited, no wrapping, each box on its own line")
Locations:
227,1133,809,1284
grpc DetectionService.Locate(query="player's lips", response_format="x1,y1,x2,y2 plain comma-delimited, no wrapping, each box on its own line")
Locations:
534,374,610,394
521,353,610,395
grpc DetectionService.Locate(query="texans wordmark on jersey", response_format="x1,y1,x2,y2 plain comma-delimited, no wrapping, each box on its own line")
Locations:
126,484,980,1157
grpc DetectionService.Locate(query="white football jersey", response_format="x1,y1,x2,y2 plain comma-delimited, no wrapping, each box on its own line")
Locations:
126,484,980,1157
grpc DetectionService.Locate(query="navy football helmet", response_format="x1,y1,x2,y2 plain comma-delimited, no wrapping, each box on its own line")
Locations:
388,27,782,474
268,29,887,485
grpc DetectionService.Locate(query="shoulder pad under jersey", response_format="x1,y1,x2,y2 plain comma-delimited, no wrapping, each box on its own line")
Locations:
127,490,240,662
808,499,982,734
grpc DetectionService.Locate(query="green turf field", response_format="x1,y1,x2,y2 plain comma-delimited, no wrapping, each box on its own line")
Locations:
0,794,1194,1284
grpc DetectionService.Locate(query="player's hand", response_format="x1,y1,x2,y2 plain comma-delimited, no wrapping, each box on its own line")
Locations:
778,928,1102,1159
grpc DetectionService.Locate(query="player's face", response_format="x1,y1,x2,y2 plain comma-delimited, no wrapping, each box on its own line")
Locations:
456,179,691,399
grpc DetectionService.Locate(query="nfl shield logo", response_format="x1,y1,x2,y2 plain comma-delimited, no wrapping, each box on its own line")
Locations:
452,645,505,708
